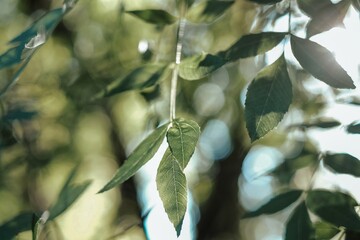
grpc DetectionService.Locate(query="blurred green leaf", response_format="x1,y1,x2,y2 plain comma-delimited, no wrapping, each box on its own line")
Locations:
346,122,360,134
126,9,178,25
179,53,225,80
290,35,355,89
99,124,168,193
248,0,283,4
306,190,360,231
2,108,37,122
353,0,360,11
323,153,360,177
242,190,303,218
245,54,292,142
313,221,340,240
167,118,200,170
289,118,341,129
0,212,33,240
156,148,187,237
285,202,313,240
217,32,287,62
297,0,333,17
186,0,235,23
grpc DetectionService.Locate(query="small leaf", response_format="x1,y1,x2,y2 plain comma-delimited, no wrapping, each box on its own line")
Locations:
99,124,168,193
313,221,340,240
289,118,341,129
179,53,225,80
245,54,292,142
186,0,235,23
167,118,200,169
248,0,283,4
346,122,360,134
306,190,360,231
285,202,313,240
297,0,333,17
0,212,33,239
156,148,187,237
290,35,355,89
242,190,303,218
323,153,360,177
217,32,287,62
126,9,177,25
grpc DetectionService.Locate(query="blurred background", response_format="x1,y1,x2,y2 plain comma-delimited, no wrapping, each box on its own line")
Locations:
0,0,359,239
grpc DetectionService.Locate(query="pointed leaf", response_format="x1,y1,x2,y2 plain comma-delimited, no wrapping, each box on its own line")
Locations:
306,190,360,231
126,9,177,25
285,202,313,240
179,53,225,80
156,148,187,237
186,0,235,23
99,124,168,193
297,0,333,17
346,122,360,134
245,54,292,142
248,0,283,4
242,190,303,218
313,221,340,240
0,212,33,239
218,32,287,62
290,35,355,89
323,153,360,177
167,118,200,169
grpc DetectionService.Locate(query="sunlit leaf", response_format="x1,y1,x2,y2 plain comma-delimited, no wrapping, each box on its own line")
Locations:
99,124,168,193
289,118,341,129
323,153,360,177
313,221,340,240
248,0,283,4
285,202,313,240
306,190,360,231
297,0,333,17
126,9,178,25
179,53,225,80
186,0,235,23
0,212,33,239
156,148,187,237
242,190,303,218
290,35,355,89
245,54,292,142
48,166,92,220
346,122,360,134
217,32,287,62
167,118,200,169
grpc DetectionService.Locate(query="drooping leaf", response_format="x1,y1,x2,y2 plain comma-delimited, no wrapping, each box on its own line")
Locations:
346,122,360,134
167,118,200,170
290,35,355,89
297,0,333,17
96,64,169,99
306,0,351,37
285,202,313,240
156,148,187,237
186,0,235,23
217,32,287,62
48,166,92,220
248,0,283,4
289,118,341,129
323,153,360,177
313,221,340,240
353,0,360,11
0,212,33,239
179,53,225,80
99,124,168,193
242,190,303,218
245,54,292,142
306,190,360,231
126,9,178,25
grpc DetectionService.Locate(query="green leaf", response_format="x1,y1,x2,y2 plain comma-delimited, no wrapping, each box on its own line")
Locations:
353,0,360,11
346,122,360,134
126,9,178,25
186,0,235,23
96,64,169,99
306,0,351,37
297,0,333,17
99,124,168,193
313,221,340,240
242,190,303,218
289,118,341,129
0,45,25,70
290,35,355,89
0,212,33,239
167,118,200,169
218,32,287,62
179,53,225,80
248,0,283,4
285,202,313,240
306,190,360,231
48,166,92,220
245,54,292,142
323,153,360,177
32,214,40,240
156,148,187,237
